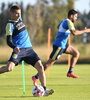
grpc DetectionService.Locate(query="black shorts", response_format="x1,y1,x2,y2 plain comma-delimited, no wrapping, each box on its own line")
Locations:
50,44,68,60
9,47,40,66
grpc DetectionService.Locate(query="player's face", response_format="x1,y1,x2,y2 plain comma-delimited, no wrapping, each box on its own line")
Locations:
10,9,21,21
72,14,78,22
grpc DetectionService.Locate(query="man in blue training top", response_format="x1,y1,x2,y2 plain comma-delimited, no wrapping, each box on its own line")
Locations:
32,9,90,85
0,5,54,96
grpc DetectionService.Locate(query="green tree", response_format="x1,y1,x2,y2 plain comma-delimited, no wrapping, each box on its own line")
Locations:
48,0,67,42
67,0,74,11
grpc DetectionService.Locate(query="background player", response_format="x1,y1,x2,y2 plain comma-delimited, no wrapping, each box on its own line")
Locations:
32,9,90,86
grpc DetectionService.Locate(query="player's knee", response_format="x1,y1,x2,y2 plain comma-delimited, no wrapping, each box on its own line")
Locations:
35,60,44,73
7,65,14,72
7,62,15,72
39,65,44,72
38,64,44,73
7,67,13,72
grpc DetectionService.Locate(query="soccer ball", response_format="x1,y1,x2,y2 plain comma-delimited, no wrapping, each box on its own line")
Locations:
32,85,45,97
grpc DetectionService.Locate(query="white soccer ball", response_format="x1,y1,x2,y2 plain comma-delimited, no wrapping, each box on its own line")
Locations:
32,85,45,97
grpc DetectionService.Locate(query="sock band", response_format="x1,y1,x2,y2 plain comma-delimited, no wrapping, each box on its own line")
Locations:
35,73,39,79
68,66,73,73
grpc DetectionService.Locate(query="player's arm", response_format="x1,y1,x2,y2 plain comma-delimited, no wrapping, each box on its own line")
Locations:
70,28,90,36
6,23,16,49
68,19,90,35
7,35,20,53
6,23,20,53
7,35,16,49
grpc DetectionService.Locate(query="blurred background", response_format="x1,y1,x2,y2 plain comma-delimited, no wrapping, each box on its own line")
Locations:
0,0,90,64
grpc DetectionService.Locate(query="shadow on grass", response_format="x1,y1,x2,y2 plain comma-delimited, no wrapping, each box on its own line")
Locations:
0,95,34,98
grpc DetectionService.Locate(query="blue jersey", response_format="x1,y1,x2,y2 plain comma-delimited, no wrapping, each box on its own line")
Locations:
6,17,32,48
53,18,75,49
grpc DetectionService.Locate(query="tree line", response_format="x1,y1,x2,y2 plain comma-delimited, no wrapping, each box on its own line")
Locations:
0,0,90,45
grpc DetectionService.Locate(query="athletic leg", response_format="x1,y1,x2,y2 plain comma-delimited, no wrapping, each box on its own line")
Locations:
32,59,55,86
65,45,80,78
34,60,46,87
43,58,55,70
32,45,62,84
0,61,15,74
34,60,54,96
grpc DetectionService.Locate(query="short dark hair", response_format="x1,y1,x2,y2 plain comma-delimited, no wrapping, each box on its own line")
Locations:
10,5,20,12
68,9,78,18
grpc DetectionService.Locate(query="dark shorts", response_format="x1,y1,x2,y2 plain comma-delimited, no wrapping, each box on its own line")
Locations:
9,47,40,66
50,44,68,60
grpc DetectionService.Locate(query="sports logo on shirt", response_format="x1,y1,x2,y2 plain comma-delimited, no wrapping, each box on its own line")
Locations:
13,53,18,59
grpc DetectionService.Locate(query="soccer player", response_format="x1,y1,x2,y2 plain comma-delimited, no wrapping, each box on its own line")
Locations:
32,9,90,85
0,5,54,96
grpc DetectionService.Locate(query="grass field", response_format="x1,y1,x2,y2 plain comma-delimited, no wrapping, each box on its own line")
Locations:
0,64,90,100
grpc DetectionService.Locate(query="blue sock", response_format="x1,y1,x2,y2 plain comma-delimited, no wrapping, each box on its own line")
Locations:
68,66,73,73
35,73,39,79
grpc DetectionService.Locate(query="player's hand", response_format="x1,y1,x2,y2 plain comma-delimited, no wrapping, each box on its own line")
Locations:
13,47,20,54
85,29,90,33
84,27,90,33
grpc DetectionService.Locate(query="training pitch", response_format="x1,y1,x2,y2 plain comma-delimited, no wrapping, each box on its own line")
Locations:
0,64,90,100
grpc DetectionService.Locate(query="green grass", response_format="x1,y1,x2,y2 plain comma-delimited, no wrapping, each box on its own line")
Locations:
0,64,90,100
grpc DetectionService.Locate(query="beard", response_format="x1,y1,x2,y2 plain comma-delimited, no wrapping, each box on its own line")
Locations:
72,19,74,22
